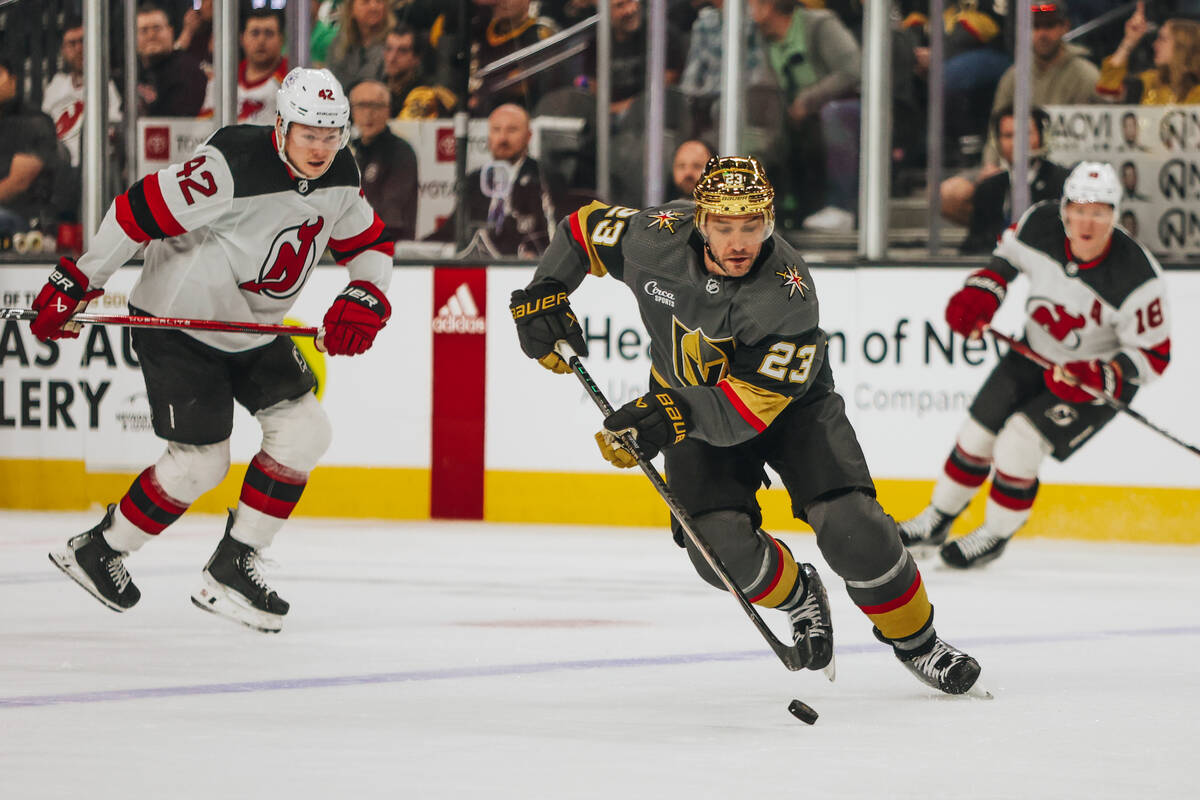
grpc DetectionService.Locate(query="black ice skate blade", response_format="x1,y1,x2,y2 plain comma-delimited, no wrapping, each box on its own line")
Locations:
48,551,129,613
190,595,282,634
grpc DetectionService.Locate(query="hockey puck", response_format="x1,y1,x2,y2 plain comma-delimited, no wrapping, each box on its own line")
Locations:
787,699,818,725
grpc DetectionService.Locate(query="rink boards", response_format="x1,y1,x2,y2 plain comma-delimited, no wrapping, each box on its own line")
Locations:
0,262,1196,543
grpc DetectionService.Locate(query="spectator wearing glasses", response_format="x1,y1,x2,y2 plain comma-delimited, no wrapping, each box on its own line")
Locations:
349,80,418,241
135,4,207,117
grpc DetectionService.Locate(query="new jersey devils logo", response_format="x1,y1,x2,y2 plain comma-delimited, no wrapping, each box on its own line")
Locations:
240,217,325,299
55,101,84,138
1029,298,1086,346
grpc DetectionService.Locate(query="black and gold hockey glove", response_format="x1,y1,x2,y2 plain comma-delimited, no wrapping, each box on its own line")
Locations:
595,389,691,468
509,279,587,374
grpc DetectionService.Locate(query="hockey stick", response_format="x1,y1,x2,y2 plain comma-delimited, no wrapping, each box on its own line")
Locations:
0,308,319,338
554,341,814,672
985,326,1200,458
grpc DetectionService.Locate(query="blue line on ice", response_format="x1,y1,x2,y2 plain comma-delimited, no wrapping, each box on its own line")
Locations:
3,625,1197,709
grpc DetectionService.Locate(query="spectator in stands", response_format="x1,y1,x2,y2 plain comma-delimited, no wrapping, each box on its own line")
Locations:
471,0,560,114
679,0,770,133
349,80,418,241
944,2,1101,225
311,0,342,67
384,25,456,118
200,9,289,124
326,0,394,90
42,19,123,169
542,0,599,30
1098,2,1200,104
960,106,1069,254
748,0,861,227
1120,209,1139,237
427,103,561,256
992,3,1102,116
902,1,1007,160
584,0,686,117
670,139,713,199
175,0,213,71
135,4,207,117
0,57,59,236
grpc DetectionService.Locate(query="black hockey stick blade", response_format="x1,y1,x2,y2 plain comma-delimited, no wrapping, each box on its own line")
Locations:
986,327,1200,458
554,341,812,672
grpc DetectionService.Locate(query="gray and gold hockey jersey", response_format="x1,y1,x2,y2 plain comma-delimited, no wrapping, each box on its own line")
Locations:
532,200,827,447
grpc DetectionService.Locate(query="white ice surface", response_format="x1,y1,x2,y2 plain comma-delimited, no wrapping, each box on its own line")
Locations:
2,511,1198,799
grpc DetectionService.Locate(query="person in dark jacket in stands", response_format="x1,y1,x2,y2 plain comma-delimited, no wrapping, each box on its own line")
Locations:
961,106,1069,254
0,57,59,236
135,4,207,117
349,80,418,241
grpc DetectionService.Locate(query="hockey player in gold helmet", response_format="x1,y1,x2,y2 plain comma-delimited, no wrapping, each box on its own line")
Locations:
510,154,989,698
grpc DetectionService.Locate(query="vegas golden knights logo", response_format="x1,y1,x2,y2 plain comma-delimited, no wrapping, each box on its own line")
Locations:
672,317,734,386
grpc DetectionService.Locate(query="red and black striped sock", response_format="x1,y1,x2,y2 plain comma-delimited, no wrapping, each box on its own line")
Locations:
238,452,308,520
117,467,189,535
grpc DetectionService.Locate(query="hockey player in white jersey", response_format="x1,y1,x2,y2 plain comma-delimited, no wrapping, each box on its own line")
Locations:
31,68,393,632
898,162,1172,568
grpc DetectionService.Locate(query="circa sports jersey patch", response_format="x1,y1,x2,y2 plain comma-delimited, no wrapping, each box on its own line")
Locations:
671,317,734,387
643,279,676,307
240,217,325,299
646,209,682,233
775,264,809,300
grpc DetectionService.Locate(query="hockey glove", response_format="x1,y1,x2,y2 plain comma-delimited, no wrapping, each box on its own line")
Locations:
30,257,104,342
595,389,691,468
1044,359,1121,404
320,281,391,356
510,279,587,374
944,269,1006,338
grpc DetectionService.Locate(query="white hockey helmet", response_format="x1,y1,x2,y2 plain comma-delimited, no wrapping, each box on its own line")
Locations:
1061,161,1121,216
274,67,350,175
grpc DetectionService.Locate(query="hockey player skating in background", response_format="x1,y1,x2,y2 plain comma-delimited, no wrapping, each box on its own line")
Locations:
900,161,1171,568
31,68,394,632
510,156,985,695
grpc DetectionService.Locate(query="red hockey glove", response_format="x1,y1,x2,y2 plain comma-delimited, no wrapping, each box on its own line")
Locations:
510,279,587,374
30,257,104,342
320,281,391,356
1043,359,1121,404
595,389,691,468
944,270,1007,338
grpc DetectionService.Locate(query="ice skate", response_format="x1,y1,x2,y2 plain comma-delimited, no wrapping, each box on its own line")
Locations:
898,504,957,556
940,527,1011,569
191,513,289,633
48,504,141,611
786,563,836,681
895,635,988,697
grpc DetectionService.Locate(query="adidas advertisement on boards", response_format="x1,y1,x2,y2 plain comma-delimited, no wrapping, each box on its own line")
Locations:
0,265,433,475
484,266,1198,488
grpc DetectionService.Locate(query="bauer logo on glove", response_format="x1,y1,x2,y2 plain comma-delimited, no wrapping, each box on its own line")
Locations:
595,389,691,467
509,279,587,373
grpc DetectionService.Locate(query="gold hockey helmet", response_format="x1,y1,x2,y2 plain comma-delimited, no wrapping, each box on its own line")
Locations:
693,155,775,240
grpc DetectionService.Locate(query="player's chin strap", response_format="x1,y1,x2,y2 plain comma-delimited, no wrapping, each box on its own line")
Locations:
984,326,1200,458
552,339,816,672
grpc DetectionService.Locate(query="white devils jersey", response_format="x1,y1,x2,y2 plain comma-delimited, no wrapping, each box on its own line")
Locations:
76,124,393,352
988,201,1171,386
41,72,123,167
199,60,289,125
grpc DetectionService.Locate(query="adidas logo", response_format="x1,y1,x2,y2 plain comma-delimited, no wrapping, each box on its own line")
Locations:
431,282,486,334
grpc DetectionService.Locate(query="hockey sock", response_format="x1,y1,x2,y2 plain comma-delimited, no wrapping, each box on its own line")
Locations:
846,551,934,648
983,470,1039,538
746,534,801,609
107,467,190,552
230,451,308,548
931,442,991,515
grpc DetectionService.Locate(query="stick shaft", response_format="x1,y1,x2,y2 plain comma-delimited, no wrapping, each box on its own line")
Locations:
555,342,810,671
986,327,1200,458
1,308,319,337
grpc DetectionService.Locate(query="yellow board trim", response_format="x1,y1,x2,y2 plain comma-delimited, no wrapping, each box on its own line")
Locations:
2,461,1197,545
0,459,430,519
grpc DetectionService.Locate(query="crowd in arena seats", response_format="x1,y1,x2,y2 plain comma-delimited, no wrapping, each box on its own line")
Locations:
6,0,1200,255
